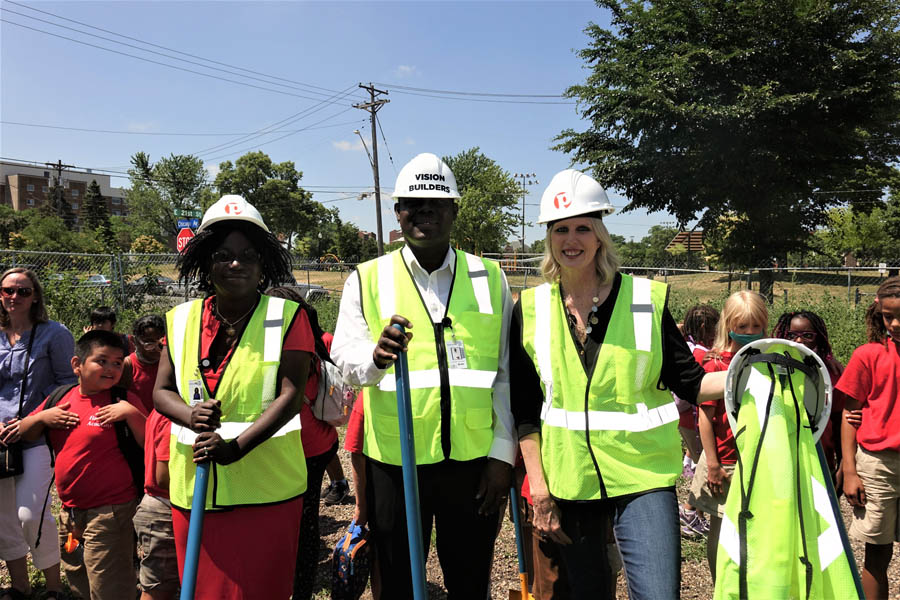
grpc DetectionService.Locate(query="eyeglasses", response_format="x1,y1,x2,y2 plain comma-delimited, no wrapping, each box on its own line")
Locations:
135,337,164,350
786,330,817,342
211,248,260,265
1,287,33,298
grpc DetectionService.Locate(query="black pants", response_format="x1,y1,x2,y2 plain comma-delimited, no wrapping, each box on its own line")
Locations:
293,440,339,600
366,457,498,600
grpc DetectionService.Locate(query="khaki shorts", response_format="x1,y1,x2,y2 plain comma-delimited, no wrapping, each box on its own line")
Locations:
849,447,900,545
133,494,179,594
687,451,735,518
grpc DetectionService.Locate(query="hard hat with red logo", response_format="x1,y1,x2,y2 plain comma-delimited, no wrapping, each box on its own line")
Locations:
391,153,461,200
537,169,615,225
198,194,269,233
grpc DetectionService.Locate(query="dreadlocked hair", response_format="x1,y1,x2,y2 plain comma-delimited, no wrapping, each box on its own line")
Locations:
866,276,900,344
772,310,834,361
177,220,292,296
682,304,719,349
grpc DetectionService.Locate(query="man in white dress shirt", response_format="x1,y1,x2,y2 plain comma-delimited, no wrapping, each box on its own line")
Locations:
331,152,515,599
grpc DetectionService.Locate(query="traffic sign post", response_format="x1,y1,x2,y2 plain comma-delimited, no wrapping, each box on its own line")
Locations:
177,228,195,253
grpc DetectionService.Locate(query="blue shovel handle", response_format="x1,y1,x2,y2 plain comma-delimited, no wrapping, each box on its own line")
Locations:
392,323,428,600
179,461,210,600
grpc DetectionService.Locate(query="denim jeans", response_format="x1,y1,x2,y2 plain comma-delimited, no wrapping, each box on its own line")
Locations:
557,488,680,599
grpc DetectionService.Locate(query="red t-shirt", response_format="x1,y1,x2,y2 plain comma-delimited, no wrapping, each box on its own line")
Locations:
701,351,737,465
144,409,171,498
198,296,315,392
343,391,365,454
128,353,160,414
34,386,146,509
835,341,900,452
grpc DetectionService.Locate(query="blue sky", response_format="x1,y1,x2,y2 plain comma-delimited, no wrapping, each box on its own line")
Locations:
1,0,675,246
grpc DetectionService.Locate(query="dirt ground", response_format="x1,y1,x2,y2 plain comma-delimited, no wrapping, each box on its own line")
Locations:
1,444,897,599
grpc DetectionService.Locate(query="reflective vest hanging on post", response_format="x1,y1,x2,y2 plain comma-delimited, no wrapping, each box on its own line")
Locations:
714,339,863,600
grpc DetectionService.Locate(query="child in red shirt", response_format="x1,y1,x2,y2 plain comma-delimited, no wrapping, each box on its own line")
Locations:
118,314,166,414
19,330,147,600
688,290,768,581
839,276,900,600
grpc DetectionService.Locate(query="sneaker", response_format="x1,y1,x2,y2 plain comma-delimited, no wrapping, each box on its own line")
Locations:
323,479,350,505
679,507,708,538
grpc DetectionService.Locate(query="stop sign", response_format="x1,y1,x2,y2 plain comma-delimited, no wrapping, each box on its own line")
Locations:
176,228,195,253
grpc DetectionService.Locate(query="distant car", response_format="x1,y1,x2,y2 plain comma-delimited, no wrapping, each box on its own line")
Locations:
128,275,176,296
82,274,113,288
296,283,329,302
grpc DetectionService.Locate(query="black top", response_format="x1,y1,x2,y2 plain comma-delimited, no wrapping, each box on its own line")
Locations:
511,272,706,439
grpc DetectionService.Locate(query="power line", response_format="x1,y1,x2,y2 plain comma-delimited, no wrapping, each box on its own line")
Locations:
0,119,362,137
384,88,575,105
374,114,396,174
0,18,359,104
4,0,349,98
374,82,565,99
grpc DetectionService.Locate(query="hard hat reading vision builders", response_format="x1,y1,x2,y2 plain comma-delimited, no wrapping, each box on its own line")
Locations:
392,153,461,200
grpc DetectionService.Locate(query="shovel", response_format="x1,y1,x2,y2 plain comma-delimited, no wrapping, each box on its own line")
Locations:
179,461,210,600
392,324,428,600
509,488,535,600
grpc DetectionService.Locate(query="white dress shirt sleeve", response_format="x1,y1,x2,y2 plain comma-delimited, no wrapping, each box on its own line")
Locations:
487,269,516,466
331,272,389,387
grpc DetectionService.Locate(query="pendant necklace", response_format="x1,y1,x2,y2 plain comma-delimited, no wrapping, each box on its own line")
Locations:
585,294,601,334
214,300,255,337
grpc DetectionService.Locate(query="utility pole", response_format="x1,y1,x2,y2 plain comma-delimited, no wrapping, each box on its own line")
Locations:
46,159,74,226
513,173,538,253
354,83,390,256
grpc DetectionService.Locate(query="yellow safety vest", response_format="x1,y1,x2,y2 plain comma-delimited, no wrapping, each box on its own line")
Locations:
166,295,307,510
519,274,680,500
357,248,503,465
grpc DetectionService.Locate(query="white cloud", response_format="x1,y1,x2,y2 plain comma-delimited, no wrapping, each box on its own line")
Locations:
126,121,156,132
204,163,220,179
394,65,418,78
332,139,365,152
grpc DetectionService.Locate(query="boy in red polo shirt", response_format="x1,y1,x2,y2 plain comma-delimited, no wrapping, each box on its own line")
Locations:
839,277,900,600
19,330,147,600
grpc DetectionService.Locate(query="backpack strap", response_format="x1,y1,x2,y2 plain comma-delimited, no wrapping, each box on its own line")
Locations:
35,382,77,549
109,387,144,495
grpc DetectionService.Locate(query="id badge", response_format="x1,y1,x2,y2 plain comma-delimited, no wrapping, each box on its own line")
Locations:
446,340,468,369
187,380,204,406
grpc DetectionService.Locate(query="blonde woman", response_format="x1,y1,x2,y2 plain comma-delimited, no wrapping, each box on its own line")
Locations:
688,290,768,580
512,170,727,599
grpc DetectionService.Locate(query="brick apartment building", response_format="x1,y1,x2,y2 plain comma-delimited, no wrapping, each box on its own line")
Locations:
0,160,127,229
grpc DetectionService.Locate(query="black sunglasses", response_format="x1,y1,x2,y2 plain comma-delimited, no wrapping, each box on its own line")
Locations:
1,287,34,298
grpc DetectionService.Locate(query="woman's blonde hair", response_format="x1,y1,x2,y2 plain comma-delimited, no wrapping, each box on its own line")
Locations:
540,216,620,284
706,290,768,361
0,268,49,328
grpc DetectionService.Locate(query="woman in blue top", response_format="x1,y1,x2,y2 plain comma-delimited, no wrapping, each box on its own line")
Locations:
0,268,76,600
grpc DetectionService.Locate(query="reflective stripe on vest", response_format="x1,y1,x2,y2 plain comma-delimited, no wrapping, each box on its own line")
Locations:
166,296,307,510
358,248,503,466
521,274,680,500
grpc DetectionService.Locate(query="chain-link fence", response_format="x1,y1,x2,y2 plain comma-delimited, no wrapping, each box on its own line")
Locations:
3,249,897,334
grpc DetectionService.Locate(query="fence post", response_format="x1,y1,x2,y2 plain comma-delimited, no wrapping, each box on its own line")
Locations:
855,287,860,306
727,269,732,294
746,270,752,290
523,267,528,290
306,262,311,287
783,289,788,305
847,268,852,303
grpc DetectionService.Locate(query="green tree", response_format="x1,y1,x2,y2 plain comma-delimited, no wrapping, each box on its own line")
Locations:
214,151,319,248
82,180,114,248
557,0,900,296
16,211,99,253
442,148,520,254
0,205,28,249
127,152,209,241
43,177,75,229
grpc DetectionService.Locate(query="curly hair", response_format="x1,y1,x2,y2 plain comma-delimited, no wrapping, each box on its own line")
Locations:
177,220,292,296
866,276,900,344
0,268,49,328
682,304,719,349
771,310,834,360
132,314,165,338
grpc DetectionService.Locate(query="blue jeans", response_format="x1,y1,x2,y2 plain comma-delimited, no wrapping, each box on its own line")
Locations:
557,488,680,599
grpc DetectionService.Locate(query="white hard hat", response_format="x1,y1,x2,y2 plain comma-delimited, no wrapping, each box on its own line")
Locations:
392,153,460,200
725,338,832,443
198,194,269,233
537,169,615,225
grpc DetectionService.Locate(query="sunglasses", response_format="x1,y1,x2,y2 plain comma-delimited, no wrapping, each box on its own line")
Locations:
211,248,260,265
136,337,164,350
786,330,817,342
1,287,34,298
